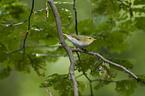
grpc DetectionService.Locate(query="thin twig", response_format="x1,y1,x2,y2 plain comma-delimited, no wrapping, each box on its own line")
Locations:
72,48,145,84
7,0,35,54
45,81,53,96
33,9,46,14
23,0,35,53
91,78,136,84
1,9,46,27
26,0,35,44
47,0,78,96
76,52,81,63
76,73,83,78
7,47,23,54
0,19,29,27
32,53,68,57
83,72,94,96
91,79,115,83
73,0,81,64
73,0,78,35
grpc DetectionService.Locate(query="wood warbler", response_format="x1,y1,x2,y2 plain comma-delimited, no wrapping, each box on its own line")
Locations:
63,34,96,48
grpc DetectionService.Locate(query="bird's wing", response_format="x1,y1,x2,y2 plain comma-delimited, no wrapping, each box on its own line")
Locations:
70,35,81,41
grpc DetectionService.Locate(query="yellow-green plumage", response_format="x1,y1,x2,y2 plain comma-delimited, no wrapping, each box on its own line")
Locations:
63,34,96,48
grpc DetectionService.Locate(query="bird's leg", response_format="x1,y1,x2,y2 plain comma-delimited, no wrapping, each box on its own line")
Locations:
74,46,76,50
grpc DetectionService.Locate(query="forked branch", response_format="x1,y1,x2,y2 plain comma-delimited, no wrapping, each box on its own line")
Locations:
47,0,78,96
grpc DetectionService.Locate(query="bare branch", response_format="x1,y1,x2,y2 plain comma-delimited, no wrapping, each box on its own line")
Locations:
72,48,145,84
47,0,78,96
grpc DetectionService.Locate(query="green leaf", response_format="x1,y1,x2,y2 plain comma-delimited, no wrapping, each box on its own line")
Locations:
41,73,85,96
135,17,145,31
7,52,31,73
40,73,73,96
76,54,96,72
94,79,112,90
0,51,7,63
134,0,145,4
109,58,133,71
28,54,46,75
0,25,15,40
136,75,145,86
1,0,17,4
0,41,8,63
115,79,137,96
0,68,10,80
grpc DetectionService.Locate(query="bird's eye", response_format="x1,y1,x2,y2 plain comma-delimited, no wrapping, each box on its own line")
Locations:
89,37,92,39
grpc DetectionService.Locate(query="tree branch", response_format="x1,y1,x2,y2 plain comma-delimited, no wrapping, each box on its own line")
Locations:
47,0,78,96
72,48,145,84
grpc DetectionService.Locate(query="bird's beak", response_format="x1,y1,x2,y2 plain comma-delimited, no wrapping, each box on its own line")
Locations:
93,39,96,40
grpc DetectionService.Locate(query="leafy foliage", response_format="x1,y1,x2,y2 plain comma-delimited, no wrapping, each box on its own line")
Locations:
115,79,137,96
41,73,73,96
0,0,145,96
94,79,113,90
136,75,145,86
40,73,85,96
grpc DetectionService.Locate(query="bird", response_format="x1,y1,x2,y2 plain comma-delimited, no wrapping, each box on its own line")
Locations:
63,34,96,48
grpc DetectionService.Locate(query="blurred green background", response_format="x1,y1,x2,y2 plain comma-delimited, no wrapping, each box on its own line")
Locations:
0,0,145,96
